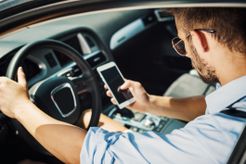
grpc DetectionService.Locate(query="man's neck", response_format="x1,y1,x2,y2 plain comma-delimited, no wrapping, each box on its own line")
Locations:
217,52,246,86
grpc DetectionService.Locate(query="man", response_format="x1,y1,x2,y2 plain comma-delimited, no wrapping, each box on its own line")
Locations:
0,8,245,164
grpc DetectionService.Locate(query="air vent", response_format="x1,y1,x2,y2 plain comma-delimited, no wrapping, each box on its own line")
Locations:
62,35,82,53
83,34,99,53
84,35,96,48
86,51,106,68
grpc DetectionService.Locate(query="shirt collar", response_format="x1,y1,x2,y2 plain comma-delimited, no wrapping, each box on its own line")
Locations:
205,76,246,114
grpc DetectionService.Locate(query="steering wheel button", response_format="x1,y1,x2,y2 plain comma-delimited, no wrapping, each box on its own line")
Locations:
51,83,77,117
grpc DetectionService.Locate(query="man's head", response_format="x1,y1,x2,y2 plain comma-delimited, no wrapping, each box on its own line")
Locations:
169,8,246,84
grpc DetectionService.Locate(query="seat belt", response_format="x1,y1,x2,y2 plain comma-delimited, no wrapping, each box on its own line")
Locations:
221,109,246,119
220,96,246,164
220,96,246,119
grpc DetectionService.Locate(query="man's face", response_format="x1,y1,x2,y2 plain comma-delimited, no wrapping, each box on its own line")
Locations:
176,25,219,84
187,41,219,84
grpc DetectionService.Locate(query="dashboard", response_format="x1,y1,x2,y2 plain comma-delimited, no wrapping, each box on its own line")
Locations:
0,9,159,81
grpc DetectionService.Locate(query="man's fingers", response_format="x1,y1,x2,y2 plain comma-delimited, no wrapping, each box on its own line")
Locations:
110,98,117,105
104,84,108,90
17,67,27,87
106,90,112,97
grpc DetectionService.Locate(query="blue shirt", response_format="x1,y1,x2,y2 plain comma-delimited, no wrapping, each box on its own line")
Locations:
80,76,246,164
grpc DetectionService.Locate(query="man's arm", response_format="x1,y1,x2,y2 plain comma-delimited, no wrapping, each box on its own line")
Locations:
16,101,86,164
148,95,206,121
0,68,85,164
106,80,206,121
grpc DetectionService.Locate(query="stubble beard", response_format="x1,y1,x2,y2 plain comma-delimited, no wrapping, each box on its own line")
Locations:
190,44,219,84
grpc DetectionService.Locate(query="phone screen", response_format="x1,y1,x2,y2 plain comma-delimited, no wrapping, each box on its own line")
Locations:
101,66,133,104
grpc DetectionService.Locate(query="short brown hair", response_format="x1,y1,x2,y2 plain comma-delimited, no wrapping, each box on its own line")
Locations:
169,8,246,54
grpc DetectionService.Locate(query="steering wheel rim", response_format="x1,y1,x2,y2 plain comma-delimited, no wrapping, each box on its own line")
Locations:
6,39,102,152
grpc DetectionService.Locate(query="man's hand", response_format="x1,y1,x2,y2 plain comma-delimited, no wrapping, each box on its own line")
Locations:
0,67,30,118
105,79,206,121
105,80,151,113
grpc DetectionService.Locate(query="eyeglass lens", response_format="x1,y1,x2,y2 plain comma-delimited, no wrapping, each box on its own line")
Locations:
172,37,186,56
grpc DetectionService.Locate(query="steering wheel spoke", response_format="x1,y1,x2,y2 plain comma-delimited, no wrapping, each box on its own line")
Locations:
70,75,92,95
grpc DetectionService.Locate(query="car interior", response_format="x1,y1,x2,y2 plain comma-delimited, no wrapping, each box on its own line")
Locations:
0,4,239,163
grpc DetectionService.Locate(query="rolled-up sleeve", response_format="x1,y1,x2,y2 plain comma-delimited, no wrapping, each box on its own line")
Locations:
80,127,152,164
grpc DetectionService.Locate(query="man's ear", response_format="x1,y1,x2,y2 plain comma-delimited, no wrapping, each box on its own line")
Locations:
190,30,209,53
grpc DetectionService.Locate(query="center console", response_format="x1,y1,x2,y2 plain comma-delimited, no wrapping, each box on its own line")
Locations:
105,106,186,134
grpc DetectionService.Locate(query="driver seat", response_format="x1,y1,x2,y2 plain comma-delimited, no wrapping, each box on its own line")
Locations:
164,69,215,98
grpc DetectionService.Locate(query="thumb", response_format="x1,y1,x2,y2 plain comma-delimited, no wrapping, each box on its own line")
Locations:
17,67,27,87
120,80,131,90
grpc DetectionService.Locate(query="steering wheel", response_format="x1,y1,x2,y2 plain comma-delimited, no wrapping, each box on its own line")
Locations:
6,39,102,153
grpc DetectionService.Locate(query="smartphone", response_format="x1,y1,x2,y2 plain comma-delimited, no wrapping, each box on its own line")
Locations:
97,61,135,109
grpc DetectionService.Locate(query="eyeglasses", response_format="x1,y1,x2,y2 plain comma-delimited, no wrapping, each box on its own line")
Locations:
171,29,216,56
